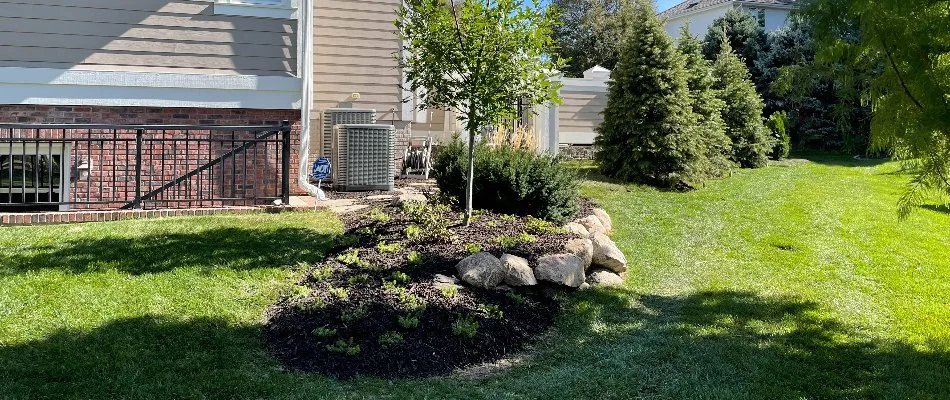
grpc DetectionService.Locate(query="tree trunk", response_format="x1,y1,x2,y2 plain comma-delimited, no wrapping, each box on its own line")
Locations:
464,121,477,226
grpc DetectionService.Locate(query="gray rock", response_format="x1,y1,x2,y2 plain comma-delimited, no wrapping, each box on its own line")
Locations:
433,274,460,284
456,252,505,289
563,222,590,237
592,208,613,234
534,253,586,288
565,237,593,270
587,268,625,287
576,215,607,236
591,232,628,273
500,254,536,286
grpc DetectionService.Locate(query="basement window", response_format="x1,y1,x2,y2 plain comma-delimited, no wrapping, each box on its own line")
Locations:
214,0,297,19
0,143,71,212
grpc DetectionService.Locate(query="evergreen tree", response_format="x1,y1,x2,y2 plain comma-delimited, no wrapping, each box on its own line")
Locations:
702,8,768,92
595,0,706,189
712,38,771,168
678,26,734,177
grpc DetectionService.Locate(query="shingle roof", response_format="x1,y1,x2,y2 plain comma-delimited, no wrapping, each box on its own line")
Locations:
658,0,799,19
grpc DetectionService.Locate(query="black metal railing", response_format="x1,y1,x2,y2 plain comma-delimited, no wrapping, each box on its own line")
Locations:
0,122,292,212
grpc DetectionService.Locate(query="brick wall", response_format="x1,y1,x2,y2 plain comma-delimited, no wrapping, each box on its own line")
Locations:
0,105,305,210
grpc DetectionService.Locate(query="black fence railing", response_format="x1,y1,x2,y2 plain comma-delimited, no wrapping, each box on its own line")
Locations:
0,122,292,212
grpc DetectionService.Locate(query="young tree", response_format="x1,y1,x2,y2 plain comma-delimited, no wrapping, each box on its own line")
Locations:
713,38,771,168
551,0,635,77
596,0,707,189
396,0,562,224
678,26,734,177
802,0,950,215
702,8,768,91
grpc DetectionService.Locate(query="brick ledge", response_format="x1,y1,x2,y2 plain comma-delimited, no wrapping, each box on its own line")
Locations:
0,206,310,226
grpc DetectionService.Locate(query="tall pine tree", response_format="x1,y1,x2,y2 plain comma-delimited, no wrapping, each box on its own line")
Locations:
595,0,706,189
713,38,771,168
678,26,734,178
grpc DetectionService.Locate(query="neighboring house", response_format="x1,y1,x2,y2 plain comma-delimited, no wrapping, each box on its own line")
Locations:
0,0,429,210
660,0,800,40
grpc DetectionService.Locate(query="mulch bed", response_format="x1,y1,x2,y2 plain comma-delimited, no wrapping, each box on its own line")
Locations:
263,200,588,379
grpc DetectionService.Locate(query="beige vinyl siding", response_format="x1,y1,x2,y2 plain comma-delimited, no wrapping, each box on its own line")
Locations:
0,0,297,76
312,0,404,121
559,91,606,145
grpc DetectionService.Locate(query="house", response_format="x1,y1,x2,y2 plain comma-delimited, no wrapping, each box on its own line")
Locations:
660,0,800,41
0,0,435,211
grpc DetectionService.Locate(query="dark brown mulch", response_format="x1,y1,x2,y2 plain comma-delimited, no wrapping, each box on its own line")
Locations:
263,201,580,379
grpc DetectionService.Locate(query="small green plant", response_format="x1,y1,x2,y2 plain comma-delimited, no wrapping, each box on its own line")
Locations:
500,214,517,222
336,250,372,270
347,273,371,285
377,331,404,348
440,285,459,299
506,292,526,305
382,279,400,293
526,216,563,234
369,208,392,223
492,232,537,248
399,292,427,313
404,224,422,241
337,250,361,266
407,251,423,265
398,314,420,330
486,220,499,228
312,326,337,338
328,286,350,301
290,285,312,300
377,240,405,253
341,306,368,322
478,303,504,318
311,266,333,282
465,243,483,254
295,261,311,271
297,297,326,311
357,226,377,236
391,271,410,283
326,338,361,356
452,316,479,338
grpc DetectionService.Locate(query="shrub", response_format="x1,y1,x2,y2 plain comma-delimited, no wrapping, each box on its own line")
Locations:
390,271,410,283
465,243,483,254
376,240,404,253
378,331,404,348
713,39,771,168
347,273,371,285
406,251,423,265
440,285,459,299
398,314,420,330
328,286,350,301
492,232,537,248
341,306,368,322
290,285,312,300
310,266,333,282
368,208,391,223
433,139,580,224
596,2,710,189
452,316,479,338
766,111,791,160
326,338,361,356
312,326,337,338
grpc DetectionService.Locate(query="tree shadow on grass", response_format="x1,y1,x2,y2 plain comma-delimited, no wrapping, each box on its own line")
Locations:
1,290,947,399
794,152,891,168
0,227,336,275
920,204,950,215
0,315,290,400
546,289,950,399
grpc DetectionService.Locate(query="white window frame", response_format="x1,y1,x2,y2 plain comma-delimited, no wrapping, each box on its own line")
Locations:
0,143,72,211
214,0,298,19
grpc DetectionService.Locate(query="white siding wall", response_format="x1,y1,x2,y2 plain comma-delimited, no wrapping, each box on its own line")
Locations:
763,8,791,32
664,5,731,40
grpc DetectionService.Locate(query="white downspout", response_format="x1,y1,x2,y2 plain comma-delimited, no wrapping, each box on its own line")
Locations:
296,0,322,198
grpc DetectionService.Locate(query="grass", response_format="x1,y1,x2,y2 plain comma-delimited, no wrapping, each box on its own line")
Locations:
1,154,949,399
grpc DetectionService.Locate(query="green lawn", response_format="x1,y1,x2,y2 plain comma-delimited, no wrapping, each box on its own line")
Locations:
1,154,948,399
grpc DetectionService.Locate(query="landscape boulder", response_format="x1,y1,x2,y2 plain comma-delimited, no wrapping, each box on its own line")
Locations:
563,222,590,237
565,238,594,270
591,232,628,273
534,254,586,288
500,254,537,286
456,252,505,289
587,269,625,287
592,208,613,233
576,215,607,236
